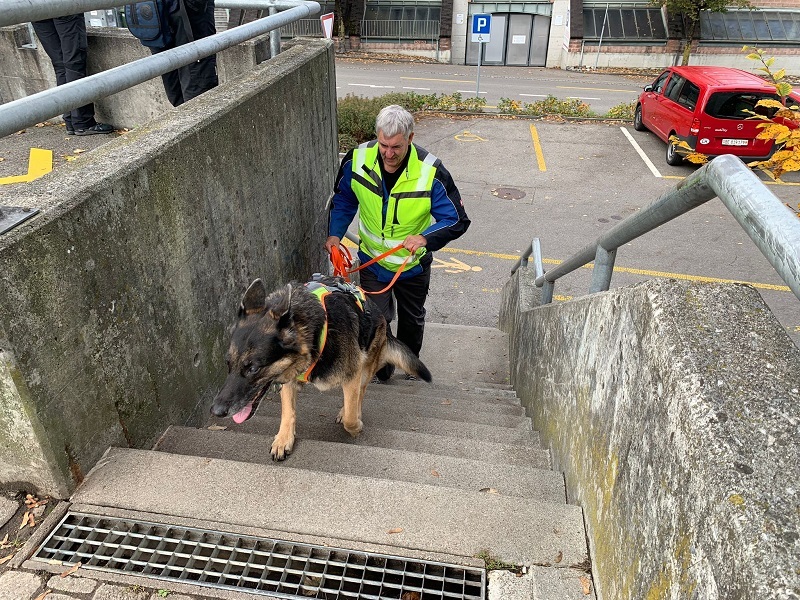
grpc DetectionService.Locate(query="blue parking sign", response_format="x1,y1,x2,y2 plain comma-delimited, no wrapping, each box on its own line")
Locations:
471,13,491,43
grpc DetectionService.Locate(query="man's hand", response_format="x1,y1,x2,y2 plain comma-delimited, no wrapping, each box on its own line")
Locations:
403,234,427,254
325,236,341,254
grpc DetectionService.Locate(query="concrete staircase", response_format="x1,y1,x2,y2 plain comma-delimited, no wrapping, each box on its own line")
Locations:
69,324,594,599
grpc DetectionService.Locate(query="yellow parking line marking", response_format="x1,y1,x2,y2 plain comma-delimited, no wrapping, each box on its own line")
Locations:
401,76,474,84
0,147,53,184
556,85,638,93
438,247,791,292
663,173,800,186
529,124,546,172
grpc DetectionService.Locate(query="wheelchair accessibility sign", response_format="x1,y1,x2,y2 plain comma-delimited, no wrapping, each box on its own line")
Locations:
471,14,491,43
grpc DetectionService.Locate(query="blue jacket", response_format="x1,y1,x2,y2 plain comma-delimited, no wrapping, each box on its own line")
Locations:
329,144,470,282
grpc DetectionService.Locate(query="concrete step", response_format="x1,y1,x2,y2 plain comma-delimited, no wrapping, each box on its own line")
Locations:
74,448,588,567
225,405,537,447
305,384,525,415
420,323,510,386
257,389,532,429
209,417,550,468
155,426,566,502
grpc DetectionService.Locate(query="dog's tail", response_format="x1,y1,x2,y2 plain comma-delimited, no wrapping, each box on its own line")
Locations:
383,336,433,383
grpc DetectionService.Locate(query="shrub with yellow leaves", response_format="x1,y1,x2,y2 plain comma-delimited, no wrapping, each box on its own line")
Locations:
742,46,800,180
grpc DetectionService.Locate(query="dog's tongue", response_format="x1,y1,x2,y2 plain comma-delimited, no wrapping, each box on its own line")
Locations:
232,400,254,424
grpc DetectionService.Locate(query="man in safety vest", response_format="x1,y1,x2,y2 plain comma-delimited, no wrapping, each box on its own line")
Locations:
325,105,471,382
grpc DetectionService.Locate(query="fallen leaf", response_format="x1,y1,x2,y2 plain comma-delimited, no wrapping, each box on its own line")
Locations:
479,488,499,494
387,527,403,534
34,591,51,600
0,533,8,547
19,511,29,530
28,512,36,527
440,400,452,405
73,148,87,154
401,592,421,600
47,560,63,565
555,551,563,563
430,470,441,478
580,575,592,595
64,155,78,161
35,122,46,128
60,562,81,577
0,554,14,564
0,157,5,162
207,425,227,431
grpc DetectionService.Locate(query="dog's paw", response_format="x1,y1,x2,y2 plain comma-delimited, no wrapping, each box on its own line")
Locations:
270,434,295,461
342,418,363,437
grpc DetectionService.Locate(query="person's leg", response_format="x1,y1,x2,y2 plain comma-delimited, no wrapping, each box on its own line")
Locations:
52,15,96,130
31,19,73,130
391,266,431,358
359,267,396,381
181,0,218,102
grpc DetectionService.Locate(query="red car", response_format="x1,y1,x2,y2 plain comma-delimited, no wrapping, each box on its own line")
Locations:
634,66,800,166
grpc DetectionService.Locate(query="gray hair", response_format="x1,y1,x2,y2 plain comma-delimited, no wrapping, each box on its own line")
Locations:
375,105,414,139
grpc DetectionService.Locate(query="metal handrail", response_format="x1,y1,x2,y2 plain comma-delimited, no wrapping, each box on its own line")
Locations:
0,0,321,139
511,154,800,304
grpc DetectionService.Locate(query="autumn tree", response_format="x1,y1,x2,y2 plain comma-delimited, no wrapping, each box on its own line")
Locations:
651,0,753,65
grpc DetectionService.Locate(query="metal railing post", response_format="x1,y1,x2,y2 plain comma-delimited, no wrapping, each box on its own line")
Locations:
532,238,544,280
589,246,616,293
542,280,555,305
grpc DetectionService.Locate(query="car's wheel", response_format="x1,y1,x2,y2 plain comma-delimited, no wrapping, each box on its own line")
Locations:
633,105,647,132
666,136,684,166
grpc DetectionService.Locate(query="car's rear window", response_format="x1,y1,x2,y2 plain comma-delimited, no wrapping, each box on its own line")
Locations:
705,91,784,120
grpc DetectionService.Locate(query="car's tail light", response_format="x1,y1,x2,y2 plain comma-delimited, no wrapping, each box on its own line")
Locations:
690,118,701,135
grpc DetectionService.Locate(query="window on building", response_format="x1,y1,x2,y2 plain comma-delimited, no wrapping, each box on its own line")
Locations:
583,6,667,40
699,10,800,42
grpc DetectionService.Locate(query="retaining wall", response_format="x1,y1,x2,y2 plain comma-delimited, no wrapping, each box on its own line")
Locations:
0,38,338,497
500,270,800,600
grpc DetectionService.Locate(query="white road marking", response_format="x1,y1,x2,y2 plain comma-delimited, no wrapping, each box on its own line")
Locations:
349,83,395,89
520,94,547,97
566,96,601,100
457,90,487,94
403,87,430,91
620,126,662,178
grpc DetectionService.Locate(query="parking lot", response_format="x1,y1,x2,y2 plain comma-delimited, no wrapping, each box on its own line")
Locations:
2,113,798,346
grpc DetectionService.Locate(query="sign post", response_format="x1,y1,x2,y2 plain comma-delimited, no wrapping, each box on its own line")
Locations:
471,14,491,98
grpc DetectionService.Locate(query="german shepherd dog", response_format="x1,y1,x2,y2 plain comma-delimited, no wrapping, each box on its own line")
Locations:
211,275,432,460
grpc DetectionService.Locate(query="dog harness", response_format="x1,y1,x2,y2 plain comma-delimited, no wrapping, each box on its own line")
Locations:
296,276,367,383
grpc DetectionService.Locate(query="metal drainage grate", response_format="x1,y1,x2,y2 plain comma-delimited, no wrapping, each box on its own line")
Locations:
33,512,486,599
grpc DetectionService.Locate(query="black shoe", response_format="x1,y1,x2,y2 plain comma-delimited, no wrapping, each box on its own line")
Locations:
404,374,419,381
370,376,383,385
375,364,394,382
65,127,75,135
74,123,114,136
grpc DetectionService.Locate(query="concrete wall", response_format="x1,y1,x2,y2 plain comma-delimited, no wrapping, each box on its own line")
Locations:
500,270,800,600
0,38,339,497
0,25,270,129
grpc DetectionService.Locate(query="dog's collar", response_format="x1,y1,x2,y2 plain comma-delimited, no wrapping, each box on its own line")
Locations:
296,285,330,383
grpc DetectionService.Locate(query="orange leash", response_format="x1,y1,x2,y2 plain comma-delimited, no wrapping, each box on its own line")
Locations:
329,243,411,295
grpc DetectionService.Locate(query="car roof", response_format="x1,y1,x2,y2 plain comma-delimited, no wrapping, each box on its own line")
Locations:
667,66,776,92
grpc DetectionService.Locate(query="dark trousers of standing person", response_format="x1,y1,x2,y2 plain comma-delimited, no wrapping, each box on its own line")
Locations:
32,14,97,132
151,0,218,107
360,265,431,378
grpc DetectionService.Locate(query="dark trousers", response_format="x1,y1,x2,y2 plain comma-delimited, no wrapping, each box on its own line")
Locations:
32,14,96,130
151,0,218,107
360,265,431,357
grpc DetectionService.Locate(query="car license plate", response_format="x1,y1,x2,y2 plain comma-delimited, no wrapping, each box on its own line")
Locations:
722,138,748,147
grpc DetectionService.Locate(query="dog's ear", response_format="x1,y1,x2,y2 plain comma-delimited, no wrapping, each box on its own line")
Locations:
267,283,293,322
240,279,267,316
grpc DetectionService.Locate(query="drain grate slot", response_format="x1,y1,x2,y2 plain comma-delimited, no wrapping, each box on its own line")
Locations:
33,512,485,599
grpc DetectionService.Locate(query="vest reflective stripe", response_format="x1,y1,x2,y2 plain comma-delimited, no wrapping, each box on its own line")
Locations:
350,143,437,272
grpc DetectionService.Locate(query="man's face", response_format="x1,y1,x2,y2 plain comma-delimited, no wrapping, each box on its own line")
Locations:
377,130,413,173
